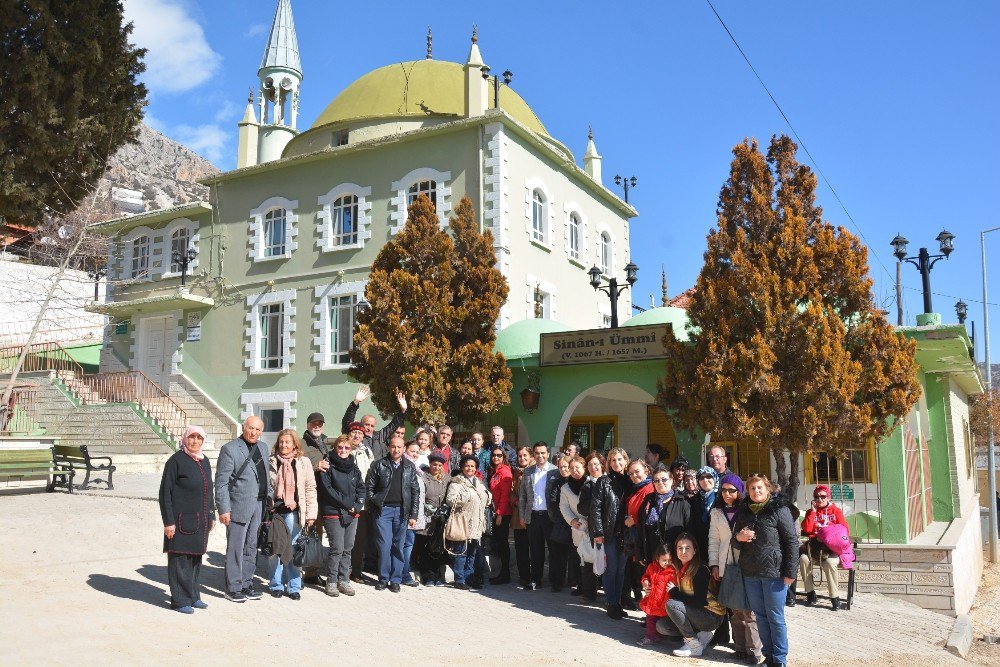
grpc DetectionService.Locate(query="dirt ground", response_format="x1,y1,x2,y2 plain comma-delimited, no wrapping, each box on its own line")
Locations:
969,558,1000,665
0,487,993,666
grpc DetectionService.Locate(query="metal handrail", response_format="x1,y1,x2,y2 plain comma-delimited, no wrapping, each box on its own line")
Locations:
0,341,85,377
77,370,188,442
0,383,39,435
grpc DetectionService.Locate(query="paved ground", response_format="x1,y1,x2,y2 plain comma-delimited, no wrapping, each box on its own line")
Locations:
0,479,989,666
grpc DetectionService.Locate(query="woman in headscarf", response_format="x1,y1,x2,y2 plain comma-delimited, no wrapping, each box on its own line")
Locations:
682,468,699,499
267,429,317,600
688,466,719,559
318,434,365,597
158,425,215,613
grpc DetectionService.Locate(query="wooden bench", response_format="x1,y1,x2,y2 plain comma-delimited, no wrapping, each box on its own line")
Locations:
53,445,115,490
0,447,73,493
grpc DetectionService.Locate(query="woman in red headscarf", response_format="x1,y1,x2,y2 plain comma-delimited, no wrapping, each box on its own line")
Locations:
798,484,848,610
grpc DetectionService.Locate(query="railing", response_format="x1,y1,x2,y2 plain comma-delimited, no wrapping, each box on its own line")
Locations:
0,383,40,435
0,341,84,377
78,371,188,444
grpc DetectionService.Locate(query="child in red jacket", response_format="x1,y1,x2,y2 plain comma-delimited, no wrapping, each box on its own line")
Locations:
637,544,677,645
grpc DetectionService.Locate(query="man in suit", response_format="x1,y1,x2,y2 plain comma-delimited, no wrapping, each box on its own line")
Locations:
517,441,558,590
215,416,272,602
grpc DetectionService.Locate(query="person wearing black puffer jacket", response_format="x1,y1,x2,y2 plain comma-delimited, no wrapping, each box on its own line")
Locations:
637,469,690,563
590,447,631,619
732,474,799,667
318,434,366,598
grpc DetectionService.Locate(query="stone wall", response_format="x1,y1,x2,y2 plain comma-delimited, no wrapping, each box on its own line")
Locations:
854,546,955,614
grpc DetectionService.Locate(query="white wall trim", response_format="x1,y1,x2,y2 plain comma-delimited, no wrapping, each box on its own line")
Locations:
389,167,453,234
160,217,201,279
244,288,296,374
239,390,298,435
523,176,556,250
484,123,512,330
525,272,558,320
595,221,617,276
316,183,372,252
248,196,299,262
122,226,153,281
562,201,589,265
312,280,366,371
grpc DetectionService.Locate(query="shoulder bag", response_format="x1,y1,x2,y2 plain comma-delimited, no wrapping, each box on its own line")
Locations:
717,547,750,611
292,524,326,569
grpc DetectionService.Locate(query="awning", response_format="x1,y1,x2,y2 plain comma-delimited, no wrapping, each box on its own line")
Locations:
85,289,214,318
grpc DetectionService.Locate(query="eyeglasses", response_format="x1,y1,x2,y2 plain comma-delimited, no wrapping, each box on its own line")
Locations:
814,494,828,499
491,454,504,458
708,455,726,460
721,487,739,494
653,478,669,484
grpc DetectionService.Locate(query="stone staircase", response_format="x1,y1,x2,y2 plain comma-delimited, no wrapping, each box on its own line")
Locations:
168,373,238,454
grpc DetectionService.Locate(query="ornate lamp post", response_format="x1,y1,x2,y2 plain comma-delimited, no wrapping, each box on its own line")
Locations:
589,261,638,328
890,229,955,313
955,299,968,325
480,66,512,109
171,247,198,288
614,174,637,204
86,264,107,301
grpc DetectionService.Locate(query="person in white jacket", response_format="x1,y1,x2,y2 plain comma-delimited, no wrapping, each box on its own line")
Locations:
559,455,598,601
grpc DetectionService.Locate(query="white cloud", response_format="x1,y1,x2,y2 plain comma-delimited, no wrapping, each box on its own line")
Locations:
124,0,221,94
172,123,227,164
244,23,268,39
213,99,241,124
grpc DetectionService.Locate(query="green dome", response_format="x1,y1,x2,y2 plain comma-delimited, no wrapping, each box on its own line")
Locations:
311,60,549,136
495,318,571,360
622,307,691,342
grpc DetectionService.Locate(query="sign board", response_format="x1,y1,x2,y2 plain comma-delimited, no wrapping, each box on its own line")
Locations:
186,312,202,328
830,483,854,501
186,326,201,342
114,322,128,335
540,324,669,367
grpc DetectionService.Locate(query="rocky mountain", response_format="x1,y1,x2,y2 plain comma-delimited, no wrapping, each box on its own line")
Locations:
99,123,219,212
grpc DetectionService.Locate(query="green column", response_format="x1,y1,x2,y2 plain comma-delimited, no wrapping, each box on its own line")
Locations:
877,423,908,544
923,374,955,522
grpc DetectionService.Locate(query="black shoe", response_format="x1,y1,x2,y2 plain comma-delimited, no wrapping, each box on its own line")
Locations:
805,591,817,607
288,592,301,600
621,598,637,611
785,593,796,608
570,587,584,596
374,581,387,591
490,575,511,585
225,590,246,603
402,580,419,587
269,589,283,598
711,623,730,646
389,583,401,593
523,582,537,591
607,604,625,620
242,586,262,600
453,582,470,590
302,575,324,586
831,597,841,611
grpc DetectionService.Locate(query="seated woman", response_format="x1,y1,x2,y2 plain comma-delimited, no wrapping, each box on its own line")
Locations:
662,533,727,658
445,455,492,589
799,483,849,610
267,429,318,600
318,434,365,597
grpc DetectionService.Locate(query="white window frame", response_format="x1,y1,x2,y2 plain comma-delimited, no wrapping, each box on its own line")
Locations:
317,183,372,252
122,226,152,281
525,273,558,320
240,391,297,447
563,203,589,267
313,280,366,371
389,167,452,234
162,218,200,279
249,196,299,262
245,288,296,374
596,223,616,276
523,177,555,251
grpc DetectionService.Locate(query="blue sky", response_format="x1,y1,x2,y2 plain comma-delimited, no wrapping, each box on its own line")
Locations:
125,0,1000,359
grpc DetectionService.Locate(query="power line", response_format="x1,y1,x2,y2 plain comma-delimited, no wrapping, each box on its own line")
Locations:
703,0,895,286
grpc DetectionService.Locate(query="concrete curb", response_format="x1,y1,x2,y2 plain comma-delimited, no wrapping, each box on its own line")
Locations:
946,614,973,659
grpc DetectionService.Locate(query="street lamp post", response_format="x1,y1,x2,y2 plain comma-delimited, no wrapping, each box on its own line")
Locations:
588,262,638,328
614,175,637,204
86,264,106,301
890,230,955,314
480,66,512,110
171,247,198,288
955,300,968,325
981,225,1000,563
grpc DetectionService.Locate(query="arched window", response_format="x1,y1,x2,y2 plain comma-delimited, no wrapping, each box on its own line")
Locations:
568,213,582,260
169,227,190,274
532,190,546,242
330,194,358,246
130,235,149,278
263,208,287,257
600,231,612,273
407,180,437,209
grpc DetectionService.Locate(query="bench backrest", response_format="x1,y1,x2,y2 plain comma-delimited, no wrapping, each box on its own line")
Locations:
0,448,55,467
53,445,86,462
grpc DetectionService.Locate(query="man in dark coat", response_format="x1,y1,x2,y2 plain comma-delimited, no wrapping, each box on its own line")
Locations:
341,386,408,461
365,435,421,592
301,412,329,585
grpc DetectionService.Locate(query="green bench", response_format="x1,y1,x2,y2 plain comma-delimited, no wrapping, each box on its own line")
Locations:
0,447,74,493
53,445,115,490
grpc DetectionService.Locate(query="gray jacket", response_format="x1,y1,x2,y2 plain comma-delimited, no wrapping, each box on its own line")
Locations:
214,436,273,523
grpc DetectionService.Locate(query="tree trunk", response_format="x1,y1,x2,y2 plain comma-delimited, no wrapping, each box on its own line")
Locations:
773,448,788,490
787,453,801,502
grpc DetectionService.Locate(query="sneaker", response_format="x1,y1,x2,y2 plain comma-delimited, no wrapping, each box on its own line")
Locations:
175,605,194,614
433,580,446,587
192,600,208,610
243,586,262,600
673,637,705,658
325,582,340,597
338,581,356,597
225,590,246,603
402,580,419,587
831,597,842,611
696,630,714,649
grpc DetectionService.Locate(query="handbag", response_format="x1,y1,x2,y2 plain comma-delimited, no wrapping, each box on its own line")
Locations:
717,548,750,611
258,500,274,557
592,543,607,576
292,525,326,569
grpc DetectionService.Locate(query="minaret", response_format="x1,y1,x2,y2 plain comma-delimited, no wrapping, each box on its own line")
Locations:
584,126,602,182
237,89,259,168
661,266,669,306
464,26,488,118
256,0,302,164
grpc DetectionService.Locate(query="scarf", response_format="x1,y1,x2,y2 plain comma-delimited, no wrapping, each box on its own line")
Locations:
749,494,771,514
274,453,298,511
567,475,586,494
697,466,718,523
723,504,739,527
329,452,356,473
646,491,671,525
180,425,207,461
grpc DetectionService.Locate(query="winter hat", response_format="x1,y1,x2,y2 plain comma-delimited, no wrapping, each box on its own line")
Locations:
428,452,447,465
719,473,745,497
348,421,365,433
670,454,690,472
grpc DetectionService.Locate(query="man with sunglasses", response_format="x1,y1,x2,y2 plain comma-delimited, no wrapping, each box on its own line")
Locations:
798,484,848,610
707,446,733,480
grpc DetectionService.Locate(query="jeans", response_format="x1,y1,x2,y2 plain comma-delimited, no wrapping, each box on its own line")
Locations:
374,505,407,584
744,576,790,664
602,535,627,605
323,517,358,583
224,501,262,593
663,598,725,638
452,539,480,585
402,529,416,584
268,512,302,593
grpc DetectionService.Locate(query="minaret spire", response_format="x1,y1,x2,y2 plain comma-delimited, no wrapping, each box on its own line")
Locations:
464,25,487,117
584,126,602,182
661,266,669,306
426,26,433,59
255,0,303,163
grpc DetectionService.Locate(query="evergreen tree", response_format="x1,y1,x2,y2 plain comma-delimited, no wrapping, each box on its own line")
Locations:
350,195,512,426
658,135,921,498
0,0,147,225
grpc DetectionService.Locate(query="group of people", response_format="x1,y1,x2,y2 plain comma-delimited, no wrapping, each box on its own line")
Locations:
158,391,851,667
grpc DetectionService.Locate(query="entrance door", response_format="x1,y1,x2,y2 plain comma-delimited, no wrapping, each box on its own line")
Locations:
137,315,174,392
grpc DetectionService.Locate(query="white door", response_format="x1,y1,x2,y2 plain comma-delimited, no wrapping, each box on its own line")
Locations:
137,315,173,391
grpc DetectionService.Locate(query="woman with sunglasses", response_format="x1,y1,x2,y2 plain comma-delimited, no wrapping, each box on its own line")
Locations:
798,484,849,610
732,474,799,667
487,447,514,584
709,474,764,664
